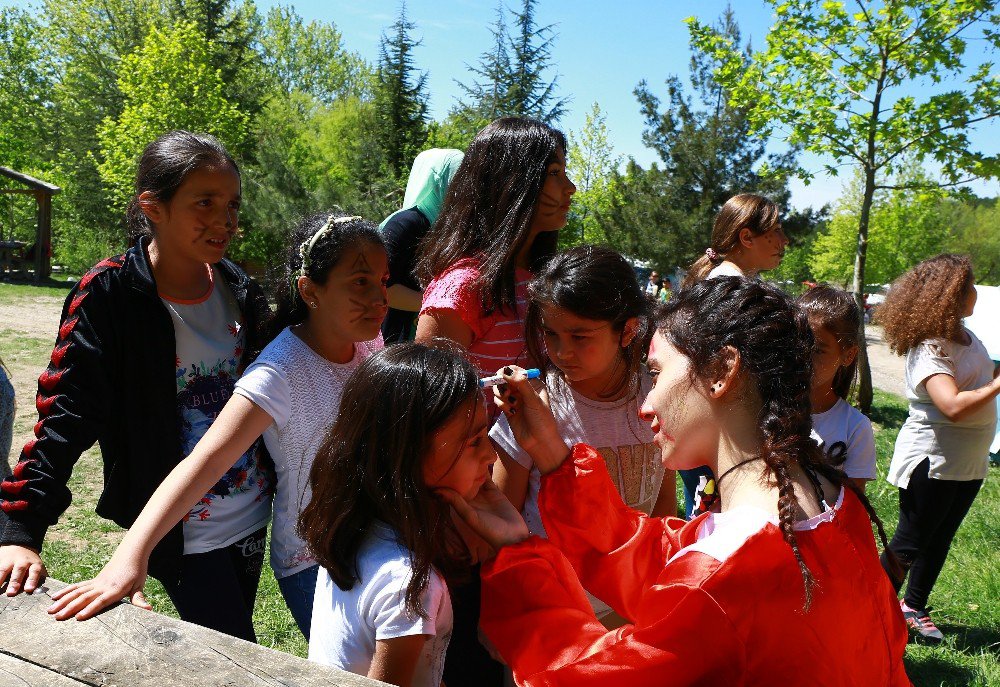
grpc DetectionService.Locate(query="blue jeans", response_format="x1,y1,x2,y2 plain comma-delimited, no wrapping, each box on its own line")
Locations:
277,563,319,639
679,466,714,519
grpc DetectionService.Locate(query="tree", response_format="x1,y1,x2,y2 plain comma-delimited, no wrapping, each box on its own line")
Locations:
810,166,950,285
945,197,1000,284
167,0,266,123
454,0,568,127
690,0,1000,413
258,6,371,104
561,102,622,249
599,7,798,271
0,8,55,171
374,2,429,180
97,22,249,218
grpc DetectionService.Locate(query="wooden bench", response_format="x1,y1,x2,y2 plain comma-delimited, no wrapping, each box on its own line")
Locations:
0,578,388,686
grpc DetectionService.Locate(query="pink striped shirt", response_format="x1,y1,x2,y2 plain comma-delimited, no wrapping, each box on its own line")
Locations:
421,258,533,376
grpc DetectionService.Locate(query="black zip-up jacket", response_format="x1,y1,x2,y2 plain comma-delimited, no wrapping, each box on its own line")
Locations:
0,237,271,583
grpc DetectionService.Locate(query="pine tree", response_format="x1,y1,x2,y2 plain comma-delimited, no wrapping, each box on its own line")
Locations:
374,2,429,179
455,0,567,126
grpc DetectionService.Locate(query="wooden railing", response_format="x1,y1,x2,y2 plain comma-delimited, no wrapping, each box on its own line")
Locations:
0,578,388,686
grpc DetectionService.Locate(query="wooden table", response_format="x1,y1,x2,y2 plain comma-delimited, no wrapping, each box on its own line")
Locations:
0,578,388,686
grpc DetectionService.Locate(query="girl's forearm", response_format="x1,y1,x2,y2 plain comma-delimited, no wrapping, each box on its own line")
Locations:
118,396,273,559
927,373,1000,422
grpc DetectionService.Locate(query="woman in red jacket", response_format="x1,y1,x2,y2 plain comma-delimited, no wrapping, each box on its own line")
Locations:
443,277,911,686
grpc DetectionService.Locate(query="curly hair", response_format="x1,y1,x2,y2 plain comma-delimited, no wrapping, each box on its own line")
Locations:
876,254,974,356
656,277,899,609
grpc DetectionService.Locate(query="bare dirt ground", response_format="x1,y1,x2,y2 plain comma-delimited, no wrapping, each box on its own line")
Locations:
865,324,907,397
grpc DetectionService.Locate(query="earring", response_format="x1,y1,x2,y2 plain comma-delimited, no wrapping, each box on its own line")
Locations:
309,302,318,309
712,383,723,392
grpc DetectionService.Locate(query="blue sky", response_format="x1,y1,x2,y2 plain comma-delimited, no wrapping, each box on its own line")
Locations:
8,0,1000,208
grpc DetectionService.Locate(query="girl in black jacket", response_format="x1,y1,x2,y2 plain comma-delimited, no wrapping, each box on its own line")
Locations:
0,131,273,642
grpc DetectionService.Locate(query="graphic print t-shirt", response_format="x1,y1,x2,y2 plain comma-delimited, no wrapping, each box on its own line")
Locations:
162,267,273,554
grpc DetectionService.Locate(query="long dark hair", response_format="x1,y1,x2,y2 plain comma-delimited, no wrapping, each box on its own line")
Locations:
876,253,974,355
416,117,567,315
525,245,651,400
797,285,861,400
656,277,898,609
684,193,780,286
126,130,239,246
299,342,478,617
266,210,383,341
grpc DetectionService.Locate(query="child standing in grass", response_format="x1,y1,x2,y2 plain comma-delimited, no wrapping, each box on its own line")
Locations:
0,131,273,641
46,212,388,640
797,286,876,493
301,343,498,687
490,246,675,629
877,254,1000,642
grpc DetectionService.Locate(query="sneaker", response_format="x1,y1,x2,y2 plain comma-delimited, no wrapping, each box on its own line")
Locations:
900,600,944,642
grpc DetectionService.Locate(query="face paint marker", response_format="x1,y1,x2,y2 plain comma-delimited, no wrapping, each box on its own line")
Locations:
480,368,541,388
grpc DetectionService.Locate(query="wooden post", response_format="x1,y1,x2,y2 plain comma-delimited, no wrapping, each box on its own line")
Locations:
34,190,53,281
0,578,389,687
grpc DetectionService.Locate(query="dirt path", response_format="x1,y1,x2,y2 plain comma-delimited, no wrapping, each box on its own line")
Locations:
865,325,906,397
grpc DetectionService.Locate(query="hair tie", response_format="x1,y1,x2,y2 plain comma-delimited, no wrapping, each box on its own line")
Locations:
705,247,720,261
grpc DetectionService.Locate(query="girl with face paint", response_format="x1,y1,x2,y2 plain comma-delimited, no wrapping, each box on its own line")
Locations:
47,212,389,640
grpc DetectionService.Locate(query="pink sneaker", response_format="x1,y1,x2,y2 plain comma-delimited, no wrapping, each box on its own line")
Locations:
900,600,944,642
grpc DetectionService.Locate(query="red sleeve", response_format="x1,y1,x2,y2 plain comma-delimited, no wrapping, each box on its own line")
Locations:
538,443,693,621
419,261,492,340
480,537,746,687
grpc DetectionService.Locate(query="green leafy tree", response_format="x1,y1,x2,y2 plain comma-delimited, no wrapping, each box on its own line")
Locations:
690,0,1000,412
167,0,266,124
810,167,950,286
600,7,798,272
97,22,248,219
258,5,371,104
561,102,622,249
374,2,429,180
0,9,56,172
945,197,1000,284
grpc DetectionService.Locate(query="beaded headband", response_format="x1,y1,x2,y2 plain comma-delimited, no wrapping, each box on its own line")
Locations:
291,214,362,298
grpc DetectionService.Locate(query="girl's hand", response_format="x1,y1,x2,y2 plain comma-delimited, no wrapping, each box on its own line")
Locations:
492,366,570,474
47,551,153,621
439,480,529,553
450,507,496,564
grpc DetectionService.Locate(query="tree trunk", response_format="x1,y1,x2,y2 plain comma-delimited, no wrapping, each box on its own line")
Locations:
852,167,877,415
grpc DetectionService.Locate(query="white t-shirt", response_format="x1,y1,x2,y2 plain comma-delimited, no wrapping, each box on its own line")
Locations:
162,267,272,555
309,522,452,687
811,398,877,480
888,329,996,488
234,328,382,578
707,262,744,278
490,372,663,617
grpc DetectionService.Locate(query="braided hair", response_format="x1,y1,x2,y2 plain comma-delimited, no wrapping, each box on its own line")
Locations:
656,277,899,609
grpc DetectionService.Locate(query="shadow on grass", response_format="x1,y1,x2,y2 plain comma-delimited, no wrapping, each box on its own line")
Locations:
906,652,977,687
870,402,908,431
939,623,1000,658
0,276,75,290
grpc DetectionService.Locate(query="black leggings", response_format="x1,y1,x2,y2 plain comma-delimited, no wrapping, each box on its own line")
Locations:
157,526,266,642
881,458,982,613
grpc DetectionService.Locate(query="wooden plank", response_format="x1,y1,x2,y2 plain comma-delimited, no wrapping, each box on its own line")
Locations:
0,167,62,194
0,651,87,686
0,579,389,687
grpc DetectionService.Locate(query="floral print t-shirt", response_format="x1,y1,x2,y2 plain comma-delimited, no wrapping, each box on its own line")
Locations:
161,266,273,555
